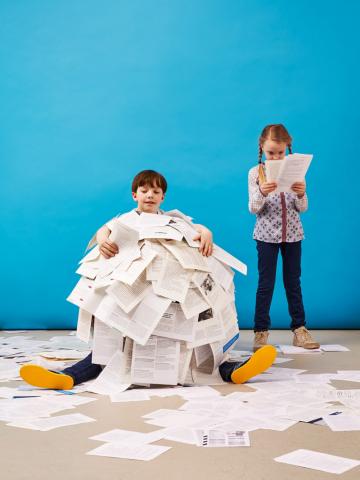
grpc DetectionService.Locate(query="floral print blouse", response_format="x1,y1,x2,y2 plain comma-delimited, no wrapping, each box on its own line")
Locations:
248,165,308,243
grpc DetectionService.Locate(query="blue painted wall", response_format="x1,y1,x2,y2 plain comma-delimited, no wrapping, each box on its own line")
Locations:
1,1,359,329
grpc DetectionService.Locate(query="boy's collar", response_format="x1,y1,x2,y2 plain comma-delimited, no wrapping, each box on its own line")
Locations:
135,208,163,215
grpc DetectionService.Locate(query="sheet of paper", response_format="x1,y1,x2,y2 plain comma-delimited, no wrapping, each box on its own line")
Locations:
265,159,282,182
67,277,105,315
161,240,211,272
153,256,191,303
89,428,166,444
94,296,131,331
212,244,247,275
272,153,312,193
112,245,157,286
153,303,196,342
180,287,210,319
8,413,95,431
274,449,360,475
86,443,171,461
127,292,172,345
162,426,197,444
76,309,93,343
206,256,235,292
192,272,229,312
110,390,150,402
195,429,250,447
323,413,360,431
170,220,200,248
278,345,322,354
92,319,123,365
144,241,168,281
131,336,180,385
107,271,151,313
139,225,183,242
87,350,130,395
187,312,225,349
320,344,350,352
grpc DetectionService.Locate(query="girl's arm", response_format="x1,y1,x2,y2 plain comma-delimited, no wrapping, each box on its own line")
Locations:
248,167,266,214
292,182,308,213
294,193,308,213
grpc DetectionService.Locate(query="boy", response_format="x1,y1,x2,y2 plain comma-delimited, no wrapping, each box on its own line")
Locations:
20,170,276,390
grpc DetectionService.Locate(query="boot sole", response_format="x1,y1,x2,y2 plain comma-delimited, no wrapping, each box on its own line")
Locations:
231,345,277,384
293,342,320,349
20,365,74,390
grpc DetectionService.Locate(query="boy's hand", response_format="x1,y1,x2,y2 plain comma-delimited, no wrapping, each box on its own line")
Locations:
99,240,119,259
193,225,213,257
260,182,277,196
291,181,306,198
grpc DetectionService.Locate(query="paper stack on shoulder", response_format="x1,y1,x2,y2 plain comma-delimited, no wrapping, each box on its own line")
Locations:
67,210,247,389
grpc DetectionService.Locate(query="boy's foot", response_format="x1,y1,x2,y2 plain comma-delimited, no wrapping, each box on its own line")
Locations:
293,326,320,349
230,345,277,384
20,365,74,390
253,330,269,352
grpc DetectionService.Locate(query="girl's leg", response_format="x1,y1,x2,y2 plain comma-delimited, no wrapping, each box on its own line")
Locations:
280,241,305,329
254,241,280,331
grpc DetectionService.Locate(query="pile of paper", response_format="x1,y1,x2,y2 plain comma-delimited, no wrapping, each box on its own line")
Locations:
67,209,247,389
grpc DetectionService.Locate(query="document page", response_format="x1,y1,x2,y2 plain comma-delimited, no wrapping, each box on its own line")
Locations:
131,336,180,385
274,449,360,474
153,302,197,342
153,256,191,303
269,153,313,193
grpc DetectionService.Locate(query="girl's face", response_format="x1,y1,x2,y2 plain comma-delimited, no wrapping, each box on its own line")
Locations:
262,139,287,160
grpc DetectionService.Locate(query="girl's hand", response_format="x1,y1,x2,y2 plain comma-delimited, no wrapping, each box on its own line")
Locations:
260,182,277,196
291,181,306,198
193,225,213,257
99,240,119,259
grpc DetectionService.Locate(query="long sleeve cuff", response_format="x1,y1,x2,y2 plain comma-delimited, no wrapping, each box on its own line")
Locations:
294,193,308,212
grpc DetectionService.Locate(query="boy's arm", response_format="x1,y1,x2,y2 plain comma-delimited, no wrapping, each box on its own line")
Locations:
96,224,119,259
192,224,213,257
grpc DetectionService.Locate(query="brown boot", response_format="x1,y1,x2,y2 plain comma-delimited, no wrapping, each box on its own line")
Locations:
293,326,320,349
253,331,269,352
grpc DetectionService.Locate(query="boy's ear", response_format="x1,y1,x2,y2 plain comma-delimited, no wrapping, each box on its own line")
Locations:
132,192,137,202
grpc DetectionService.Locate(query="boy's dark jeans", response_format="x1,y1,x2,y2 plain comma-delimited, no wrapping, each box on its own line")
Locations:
254,240,306,332
63,353,242,385
62,352,102,385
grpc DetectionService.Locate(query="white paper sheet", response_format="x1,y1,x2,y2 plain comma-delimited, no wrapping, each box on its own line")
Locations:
86,443,171,461
131,336,180,385
274,449,360,475
92,319,123,365
153,303,196,342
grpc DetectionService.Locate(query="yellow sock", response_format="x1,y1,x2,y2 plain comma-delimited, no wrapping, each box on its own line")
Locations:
20,365,74,390
231,345,277,384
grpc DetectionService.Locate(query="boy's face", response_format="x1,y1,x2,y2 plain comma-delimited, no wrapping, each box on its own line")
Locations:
132,183,165,213
262,140,287,160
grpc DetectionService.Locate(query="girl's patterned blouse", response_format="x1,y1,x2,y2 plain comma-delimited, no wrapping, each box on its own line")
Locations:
248,165,308,243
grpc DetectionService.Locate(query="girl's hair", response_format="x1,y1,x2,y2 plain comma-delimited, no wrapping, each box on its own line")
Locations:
258,124,292,164
132,170,168,193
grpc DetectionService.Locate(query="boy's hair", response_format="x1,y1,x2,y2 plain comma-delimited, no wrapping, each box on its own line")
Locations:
258,124,292,164
131,170,168,193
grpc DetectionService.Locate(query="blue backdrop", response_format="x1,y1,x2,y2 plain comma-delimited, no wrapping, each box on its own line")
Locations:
1,0,359,329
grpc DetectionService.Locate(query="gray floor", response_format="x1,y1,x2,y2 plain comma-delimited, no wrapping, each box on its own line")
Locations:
1,330,360,480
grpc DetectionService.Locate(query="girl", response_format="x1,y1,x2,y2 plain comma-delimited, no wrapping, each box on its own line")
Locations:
248,124,319,352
